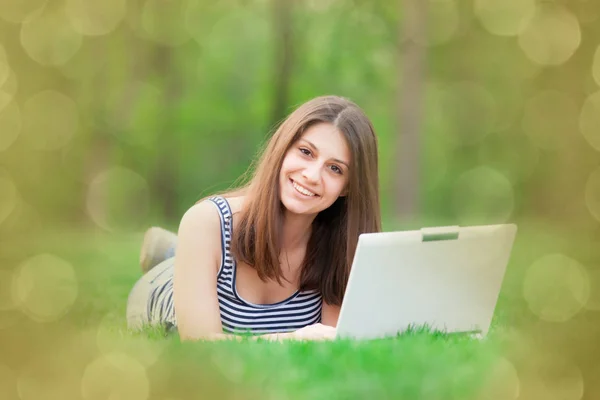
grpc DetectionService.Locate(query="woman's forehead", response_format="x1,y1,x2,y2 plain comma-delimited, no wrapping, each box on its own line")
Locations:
298,123,351,162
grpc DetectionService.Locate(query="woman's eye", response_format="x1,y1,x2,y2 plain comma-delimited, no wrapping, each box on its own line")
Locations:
299,148,311,156
330,165,342,174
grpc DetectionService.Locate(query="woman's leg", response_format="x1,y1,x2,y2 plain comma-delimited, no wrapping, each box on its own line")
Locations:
127,256,176,330
128,227,178,331
140,227,178,273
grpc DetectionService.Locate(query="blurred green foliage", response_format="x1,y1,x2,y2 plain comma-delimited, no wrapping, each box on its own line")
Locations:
0,0,598,236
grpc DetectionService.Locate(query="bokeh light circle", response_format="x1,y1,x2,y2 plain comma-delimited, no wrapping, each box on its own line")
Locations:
0,101,21,152
593,47,600,88
477,132,539,184
524,355,584,400
452,166,514,225
22,90,79,151
523,254,589,322
0,269,17,311
0,171,19,226
495,327,539,360
183,0,211,43
86,166,151,232
584,268,600,311
0,68,18,112
477,356,520,400
579,91,600,152
81,353,149,400
518,4,581,66
66,0,126,36
96,313,165,367
140,0,191,47
474,0,535,37
2,200,43,235
522,90,579,151
585,167,600,223
11,253,79,322
0,45,9,87
20,8,83,66
0,0,47,23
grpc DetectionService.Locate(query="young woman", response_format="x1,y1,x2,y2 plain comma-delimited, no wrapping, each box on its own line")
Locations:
126,95,381,341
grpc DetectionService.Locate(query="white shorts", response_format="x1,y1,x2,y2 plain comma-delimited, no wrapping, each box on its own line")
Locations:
126,257,176,331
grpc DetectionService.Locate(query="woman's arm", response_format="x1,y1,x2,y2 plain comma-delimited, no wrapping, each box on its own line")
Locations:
321,300,341,327
193,332,295,341
258,325,335,341
173,201,337,342
173,201,226,341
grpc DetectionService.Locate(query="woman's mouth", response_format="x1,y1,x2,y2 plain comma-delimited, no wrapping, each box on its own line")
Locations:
290,179,318,197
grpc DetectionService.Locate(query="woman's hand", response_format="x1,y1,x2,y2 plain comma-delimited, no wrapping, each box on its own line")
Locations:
291,323,337,341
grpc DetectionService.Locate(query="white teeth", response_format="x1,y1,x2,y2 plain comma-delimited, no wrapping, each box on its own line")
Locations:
292,180,316,197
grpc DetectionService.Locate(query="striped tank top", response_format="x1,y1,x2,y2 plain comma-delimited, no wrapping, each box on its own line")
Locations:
149,196,323,334
210,196,323,334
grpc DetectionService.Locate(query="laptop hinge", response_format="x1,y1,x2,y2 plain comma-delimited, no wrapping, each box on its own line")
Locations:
421,226,460,242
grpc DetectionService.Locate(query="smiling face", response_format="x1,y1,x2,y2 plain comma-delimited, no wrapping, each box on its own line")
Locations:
279,122,351,217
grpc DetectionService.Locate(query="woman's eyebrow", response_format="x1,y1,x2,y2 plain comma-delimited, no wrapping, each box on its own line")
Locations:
301,139,349,168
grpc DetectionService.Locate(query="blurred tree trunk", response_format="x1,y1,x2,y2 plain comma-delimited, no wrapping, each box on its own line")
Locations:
269,0,294,127
83,31,144,227
395,0,427,219
153,46,182,221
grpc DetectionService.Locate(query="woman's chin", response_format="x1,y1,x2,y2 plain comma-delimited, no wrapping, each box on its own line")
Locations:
280,195,318,216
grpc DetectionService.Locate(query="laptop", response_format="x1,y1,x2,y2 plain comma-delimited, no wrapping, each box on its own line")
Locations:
335,224,517,340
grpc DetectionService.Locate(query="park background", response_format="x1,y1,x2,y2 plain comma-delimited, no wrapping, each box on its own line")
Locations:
1,0,600,399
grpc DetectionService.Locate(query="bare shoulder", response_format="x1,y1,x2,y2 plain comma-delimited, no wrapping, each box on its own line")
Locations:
176,199,223,273
178,201,222,260
223,195,247,214
179,199,222,232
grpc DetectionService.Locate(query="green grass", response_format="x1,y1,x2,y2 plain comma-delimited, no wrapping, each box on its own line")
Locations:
3,221,598,399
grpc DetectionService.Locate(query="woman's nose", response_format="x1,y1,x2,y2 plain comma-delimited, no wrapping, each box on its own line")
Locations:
302,164,321,182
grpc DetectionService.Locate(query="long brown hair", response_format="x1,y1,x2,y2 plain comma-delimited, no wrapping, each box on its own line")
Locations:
201,95,381,305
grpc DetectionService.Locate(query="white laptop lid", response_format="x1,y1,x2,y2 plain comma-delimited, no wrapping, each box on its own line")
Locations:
336,224,517,340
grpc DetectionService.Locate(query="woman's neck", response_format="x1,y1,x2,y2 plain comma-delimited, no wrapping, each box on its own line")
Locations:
281,210,315,251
